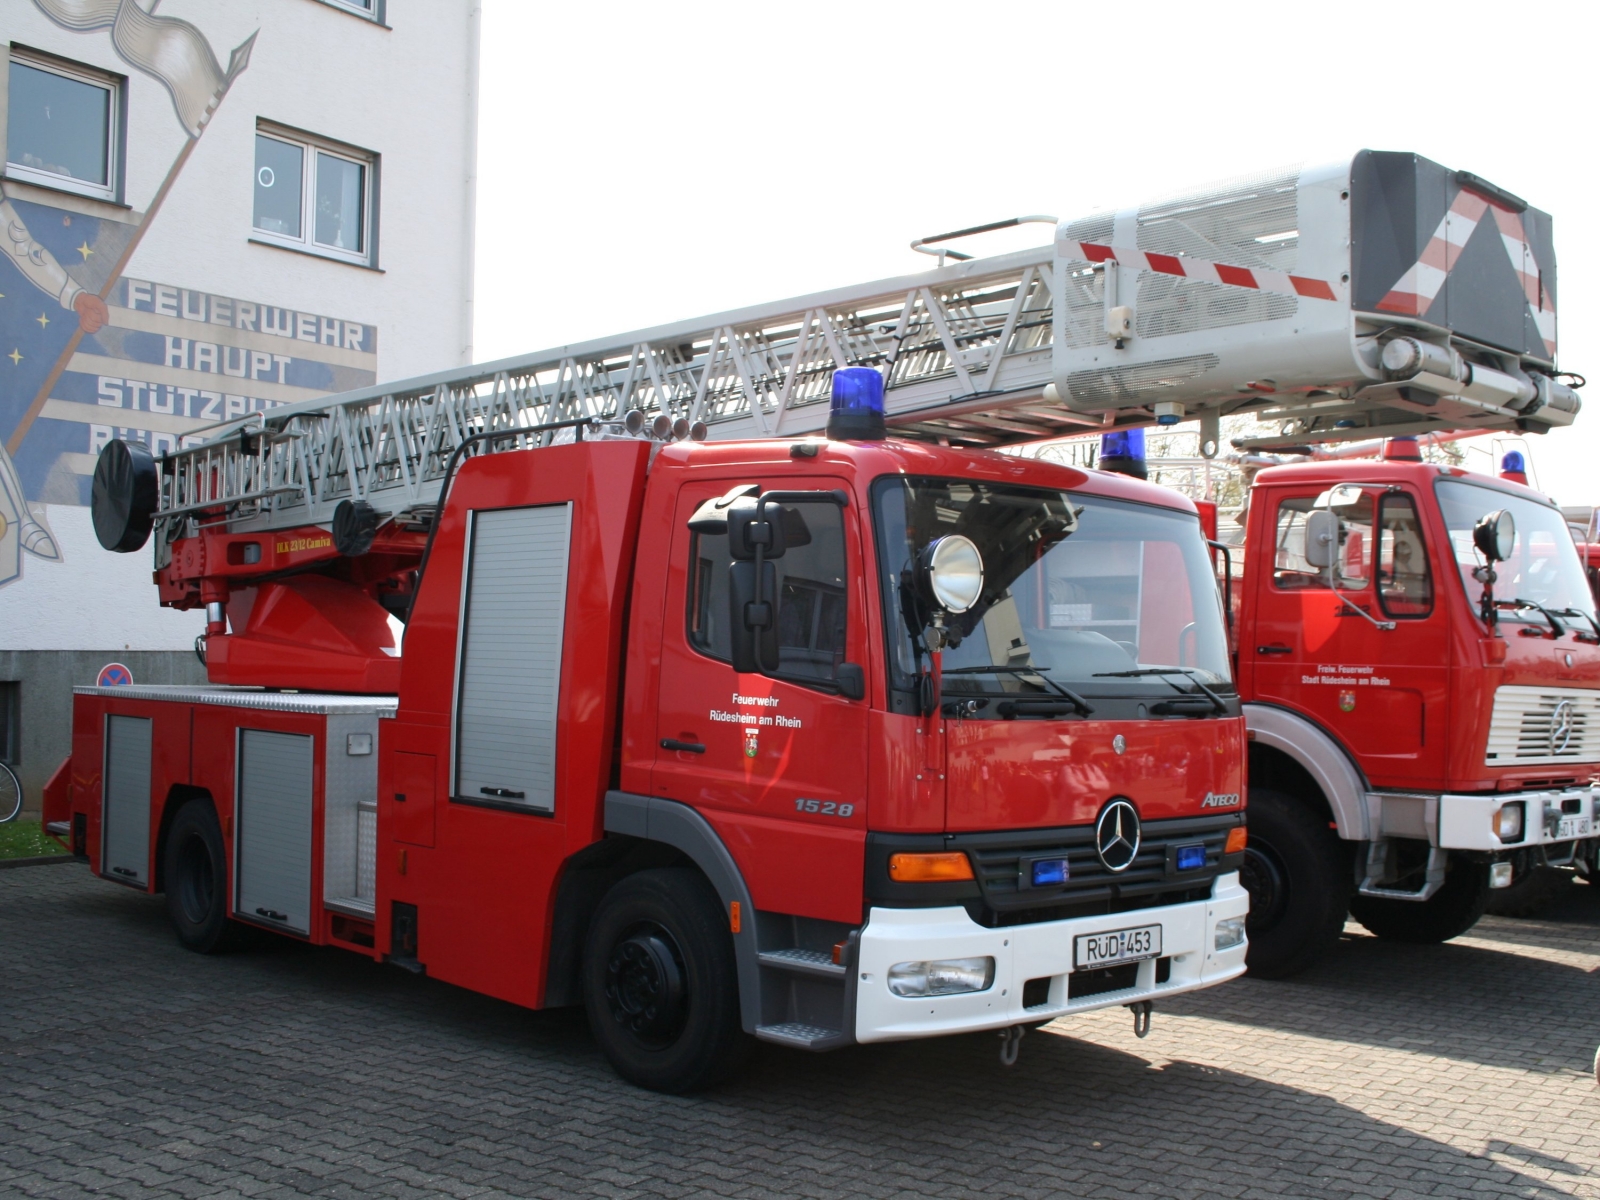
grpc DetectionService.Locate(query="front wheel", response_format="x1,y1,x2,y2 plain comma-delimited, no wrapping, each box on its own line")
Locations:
1349,856,1489,943
583,868,751,1093
163,800,244,954
1239,786,1352,979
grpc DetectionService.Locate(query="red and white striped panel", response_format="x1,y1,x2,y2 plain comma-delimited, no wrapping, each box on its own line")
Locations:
1375,189,1556,357
1055,239,1342,302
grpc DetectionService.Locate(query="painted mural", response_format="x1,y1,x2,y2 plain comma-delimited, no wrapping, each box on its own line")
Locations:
1,1,377,591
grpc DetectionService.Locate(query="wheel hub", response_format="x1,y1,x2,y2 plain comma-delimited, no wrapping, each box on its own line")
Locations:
604,924,687,1046
175,833,215,924
1240,841,1289,933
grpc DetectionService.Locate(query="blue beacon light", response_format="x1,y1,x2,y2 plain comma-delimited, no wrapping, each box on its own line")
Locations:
827,367,887,441
1098,427,1148,480
1031,858,1069,887
1175,844,1207,872
1501,451,1526,474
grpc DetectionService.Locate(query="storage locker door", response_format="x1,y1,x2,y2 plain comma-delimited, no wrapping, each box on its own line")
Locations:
102,715,152,885
454,503,571,813
236,729,314,934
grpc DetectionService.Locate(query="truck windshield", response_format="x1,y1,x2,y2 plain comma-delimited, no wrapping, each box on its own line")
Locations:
1436,479,1598,626
872,477,1232,700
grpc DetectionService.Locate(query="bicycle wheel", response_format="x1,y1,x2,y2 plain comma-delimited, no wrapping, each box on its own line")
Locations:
0,761,21,823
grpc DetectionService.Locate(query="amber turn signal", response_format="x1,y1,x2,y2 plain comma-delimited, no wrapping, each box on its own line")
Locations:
1224,826,1248,854
889,851,974,882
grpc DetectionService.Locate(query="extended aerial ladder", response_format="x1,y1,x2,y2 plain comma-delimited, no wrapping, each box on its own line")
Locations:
93,150,1582,595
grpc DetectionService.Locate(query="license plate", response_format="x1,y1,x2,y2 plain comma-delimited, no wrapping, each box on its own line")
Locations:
1074,924,1162,969
1556,814,1593,840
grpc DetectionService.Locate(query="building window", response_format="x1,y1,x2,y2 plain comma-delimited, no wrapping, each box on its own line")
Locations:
5,50,121,201
317,0,385,21
0,681,18,765
252,124,376,266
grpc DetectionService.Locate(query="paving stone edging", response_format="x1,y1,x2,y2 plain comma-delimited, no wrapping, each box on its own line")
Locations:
0,854,77,870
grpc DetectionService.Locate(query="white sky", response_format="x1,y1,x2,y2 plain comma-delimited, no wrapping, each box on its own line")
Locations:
474,0,1599,506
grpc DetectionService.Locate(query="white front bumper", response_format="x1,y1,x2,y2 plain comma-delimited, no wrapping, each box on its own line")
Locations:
854,872,1249,1044
1437,786,1600,852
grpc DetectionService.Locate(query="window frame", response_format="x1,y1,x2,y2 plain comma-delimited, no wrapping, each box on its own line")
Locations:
1375,491,1434,620
4,48,123,202
313,0,387,23
251,121,379,268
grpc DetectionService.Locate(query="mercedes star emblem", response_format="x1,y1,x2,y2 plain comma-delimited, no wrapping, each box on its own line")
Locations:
1112,734,1126,755
1549,699,1577,755
1095,799,1141,872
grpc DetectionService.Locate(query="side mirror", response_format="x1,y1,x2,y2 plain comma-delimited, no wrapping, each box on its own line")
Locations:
728,559,778,673
1473,510,1516,563
1304,509,1339,570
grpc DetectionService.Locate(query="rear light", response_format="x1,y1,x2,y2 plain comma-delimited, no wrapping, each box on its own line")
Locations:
1224,827,1248,854
887,956,994,997
1493,802,1524,842
888,851,974,882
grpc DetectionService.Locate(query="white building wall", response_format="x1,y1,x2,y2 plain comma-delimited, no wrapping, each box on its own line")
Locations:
0,1,478,802
1,0,477,651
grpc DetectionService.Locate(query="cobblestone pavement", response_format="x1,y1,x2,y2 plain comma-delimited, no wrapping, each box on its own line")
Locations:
3,863,1597,1200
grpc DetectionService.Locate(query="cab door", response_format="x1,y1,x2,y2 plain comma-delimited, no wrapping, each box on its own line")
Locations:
651,477,869,925
1249,486,1447,784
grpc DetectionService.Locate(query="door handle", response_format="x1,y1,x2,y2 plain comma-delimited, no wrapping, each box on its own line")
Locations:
480,786,526,799
661,738,706,754
1256,644,1292,655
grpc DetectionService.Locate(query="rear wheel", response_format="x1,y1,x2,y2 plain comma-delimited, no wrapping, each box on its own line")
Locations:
583,867,751,1093
1350,856,1489,943
163,800,244,954
1240,786,1351,979
1485,864,1573,918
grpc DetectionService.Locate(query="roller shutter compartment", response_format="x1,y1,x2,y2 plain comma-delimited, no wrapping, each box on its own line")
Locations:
236,729,314,935
102,715,153,885
453,503,571,814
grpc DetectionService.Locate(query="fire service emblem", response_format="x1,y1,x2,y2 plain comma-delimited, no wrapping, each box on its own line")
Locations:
1338,690,1357,713
744,728,760,758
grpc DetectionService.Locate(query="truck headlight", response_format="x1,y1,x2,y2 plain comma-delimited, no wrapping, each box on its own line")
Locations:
887,957,995,997
1493,802,1524,842
1214,917,1246,951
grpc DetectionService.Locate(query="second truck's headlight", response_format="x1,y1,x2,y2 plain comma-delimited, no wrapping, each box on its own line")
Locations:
887,957,995,997
1493,803,1524,841
1214,917,1246,951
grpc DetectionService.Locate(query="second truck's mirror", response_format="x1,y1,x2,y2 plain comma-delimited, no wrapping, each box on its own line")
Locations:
1304,509,1339,570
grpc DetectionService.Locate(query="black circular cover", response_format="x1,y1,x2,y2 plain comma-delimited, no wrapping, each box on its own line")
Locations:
91,439,158,553
332,499,380,557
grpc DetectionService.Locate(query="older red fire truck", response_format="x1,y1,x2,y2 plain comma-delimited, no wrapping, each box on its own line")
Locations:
43,149,1583,1082
1194,439,1598,975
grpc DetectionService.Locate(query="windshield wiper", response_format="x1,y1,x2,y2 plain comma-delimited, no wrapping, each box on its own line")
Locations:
1093,667,1228,714
1550,606,1600,642
941,665,1094,715
1497,598,1566,638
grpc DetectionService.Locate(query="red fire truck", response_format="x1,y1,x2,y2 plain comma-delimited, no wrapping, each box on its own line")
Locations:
46,376,1252,1092
1198,439,1600,976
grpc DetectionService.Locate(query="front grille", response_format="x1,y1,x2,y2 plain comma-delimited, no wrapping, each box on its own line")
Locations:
1486,685,1600,766
954,813,1241,927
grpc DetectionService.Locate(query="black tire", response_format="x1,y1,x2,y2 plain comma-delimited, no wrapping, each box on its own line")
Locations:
583,867,752,1093
1350,856,1489,943
1485,864,1573,918
163,800,244,954
1239,786,1351,979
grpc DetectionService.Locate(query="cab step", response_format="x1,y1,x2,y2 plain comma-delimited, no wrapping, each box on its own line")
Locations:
756,948,846,979
754,1022,849,1050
